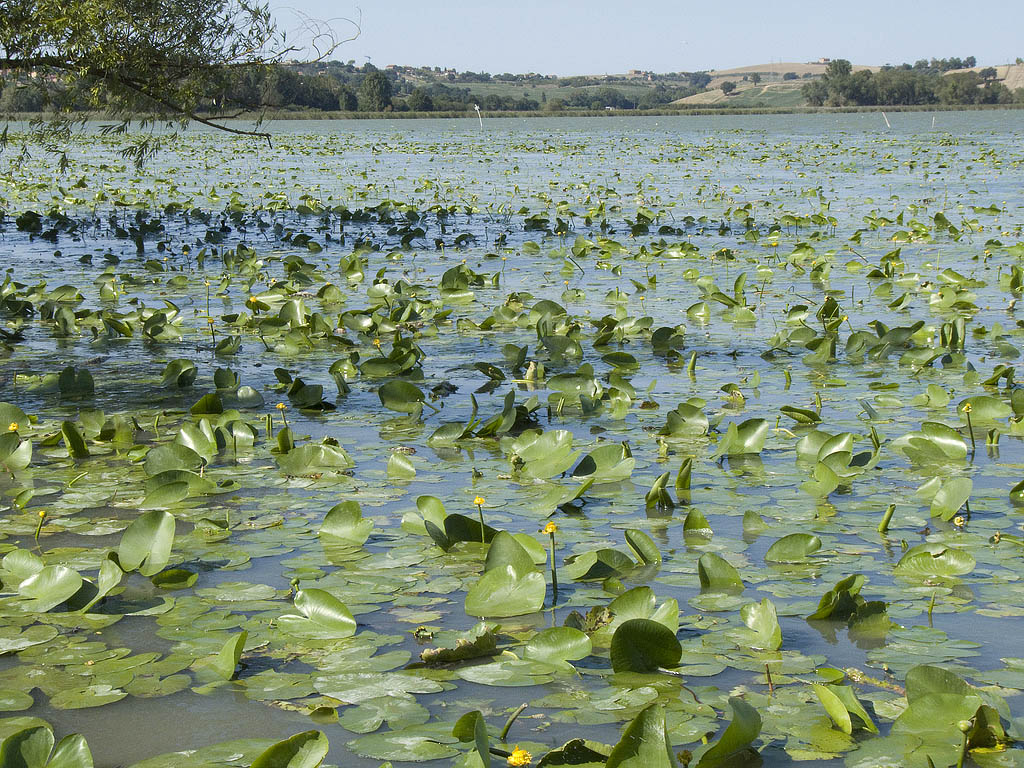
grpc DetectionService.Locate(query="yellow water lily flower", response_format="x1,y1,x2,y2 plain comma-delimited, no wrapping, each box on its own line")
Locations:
276,402,287,410
8,422,17,432
507,746,532,767
542,521,558,535
473,496,485,507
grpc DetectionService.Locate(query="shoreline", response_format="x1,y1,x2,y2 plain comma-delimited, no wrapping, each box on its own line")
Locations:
3,103,1022,124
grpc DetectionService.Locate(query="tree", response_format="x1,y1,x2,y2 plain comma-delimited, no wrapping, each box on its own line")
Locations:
825,59,853,79
359,70,392,111
750,73,762,85
783,72,798,81
0,0,357,163
979,67,998,81
720,81,736,95
406,88,433,112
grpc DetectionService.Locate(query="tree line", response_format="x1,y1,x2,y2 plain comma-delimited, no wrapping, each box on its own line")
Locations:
1,61,702,115
802,59,1023,107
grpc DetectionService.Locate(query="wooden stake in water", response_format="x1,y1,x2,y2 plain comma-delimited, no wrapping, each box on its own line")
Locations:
474,104,483,129
882,112,891,129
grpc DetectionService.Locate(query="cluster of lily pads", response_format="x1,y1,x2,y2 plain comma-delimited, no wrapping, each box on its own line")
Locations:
1,115,1024,767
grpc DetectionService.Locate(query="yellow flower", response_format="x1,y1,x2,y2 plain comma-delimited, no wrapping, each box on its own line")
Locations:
542,521,558,535
38,510,46,518
7,422,17,432
953,515,966,527
507,746,532,767
993,531,1002,543
473,496,485,507
962,403,973,414
276,402,287,411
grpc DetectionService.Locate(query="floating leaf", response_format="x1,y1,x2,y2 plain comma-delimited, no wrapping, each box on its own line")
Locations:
465,565,545,618
251,730,329,768
278,589,356,638
765,533,822,563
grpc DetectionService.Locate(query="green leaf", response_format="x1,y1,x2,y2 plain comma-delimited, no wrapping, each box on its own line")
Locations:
895,544,976,578
523,627,592,668
451,710,490,768
60,421,89,459
386,452,416,479
741,598,782,650
764,533,821,563
250,731,329,768
484,531,536,577
612,531,656,569
46,733,94,768
190,392,224,416
0,725,54,768
605,704,674,768
465,565,545,618
697,553,743,591
276,443,354,475
144,443,204,475
18,565,83,612
378,381,426,416
278,589,356,639
319,501,373,545
812,683,852,734
610,619,681,673
209,631,247,681
117,510,175,577
695,697,762,767
929,477,972,521
564,549,634,581
713,418,768,458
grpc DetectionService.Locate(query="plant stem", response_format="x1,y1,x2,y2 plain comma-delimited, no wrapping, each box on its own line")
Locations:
500,703,528,741
878,503,896,534
549,530,558,599
477,504,485,544
956,728,969,768
966,409,976,453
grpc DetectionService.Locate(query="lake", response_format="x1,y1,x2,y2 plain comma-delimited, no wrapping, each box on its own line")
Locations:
1,111,1024,767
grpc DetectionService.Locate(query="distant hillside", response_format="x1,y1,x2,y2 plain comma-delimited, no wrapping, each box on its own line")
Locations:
946,64,1024,91
674,60,1024,109
710,61,878,77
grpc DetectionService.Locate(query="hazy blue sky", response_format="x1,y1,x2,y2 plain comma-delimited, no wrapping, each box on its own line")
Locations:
278,0,1022,74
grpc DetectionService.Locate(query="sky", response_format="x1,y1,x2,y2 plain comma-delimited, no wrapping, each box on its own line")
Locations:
275,0,1024,75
